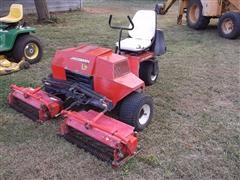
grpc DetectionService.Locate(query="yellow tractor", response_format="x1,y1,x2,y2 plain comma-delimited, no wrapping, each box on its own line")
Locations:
155,0,240,39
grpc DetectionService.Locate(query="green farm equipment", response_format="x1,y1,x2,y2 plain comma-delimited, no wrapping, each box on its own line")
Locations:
0,4,43,75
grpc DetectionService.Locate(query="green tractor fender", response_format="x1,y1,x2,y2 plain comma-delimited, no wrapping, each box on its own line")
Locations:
0,26,35,52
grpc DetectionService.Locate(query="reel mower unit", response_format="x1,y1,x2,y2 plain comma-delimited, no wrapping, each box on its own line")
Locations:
8,10,166,167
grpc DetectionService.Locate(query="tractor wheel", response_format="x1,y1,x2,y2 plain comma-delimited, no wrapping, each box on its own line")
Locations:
12,34,43,64
139,61,159,86
119,92,153,131
186,0,210,30
218,12,240,39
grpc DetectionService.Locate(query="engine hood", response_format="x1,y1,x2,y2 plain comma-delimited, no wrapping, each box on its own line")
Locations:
51,44,118,79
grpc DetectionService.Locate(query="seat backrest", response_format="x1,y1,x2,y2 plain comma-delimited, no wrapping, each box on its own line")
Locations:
128,10,156,40
9,4,23,20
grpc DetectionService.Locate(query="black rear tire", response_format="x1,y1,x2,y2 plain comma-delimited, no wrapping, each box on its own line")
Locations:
218,12,240,39
119,92,153,131
187,0,210,30
12,34,43,64
139,61,159,86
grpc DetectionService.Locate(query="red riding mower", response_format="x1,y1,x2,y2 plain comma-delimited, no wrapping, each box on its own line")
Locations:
8,10,166,167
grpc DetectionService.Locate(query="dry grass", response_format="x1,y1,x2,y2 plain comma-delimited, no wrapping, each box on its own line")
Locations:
0,0,239,179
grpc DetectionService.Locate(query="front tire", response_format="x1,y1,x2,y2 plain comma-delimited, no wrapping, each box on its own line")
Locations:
119,92,154,131
218,12,240,39
12,34,43,64
187,0,210,30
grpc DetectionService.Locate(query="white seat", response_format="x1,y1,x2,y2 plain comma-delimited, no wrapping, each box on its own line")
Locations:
117,38,152,51
116,10,156,52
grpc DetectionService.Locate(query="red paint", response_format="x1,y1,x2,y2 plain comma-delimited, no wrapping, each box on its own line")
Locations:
8,43,155,167
8,85,62,122
60,110,138,166
51,44,149,105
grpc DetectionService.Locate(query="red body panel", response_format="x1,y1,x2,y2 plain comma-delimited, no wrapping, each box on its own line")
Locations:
60,110,138,166
51,44,112,79
8,85,62,122
126,51,154,76
94,74,143,104
51,44,146,105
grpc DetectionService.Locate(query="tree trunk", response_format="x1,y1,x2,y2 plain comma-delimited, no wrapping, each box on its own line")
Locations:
34,0,50,22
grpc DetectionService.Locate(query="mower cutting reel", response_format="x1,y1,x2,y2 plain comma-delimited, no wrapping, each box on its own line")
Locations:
8,85,62,122
60,110,139,167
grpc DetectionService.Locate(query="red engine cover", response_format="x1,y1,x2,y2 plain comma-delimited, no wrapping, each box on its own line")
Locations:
51,44,144,106
51,44,113,79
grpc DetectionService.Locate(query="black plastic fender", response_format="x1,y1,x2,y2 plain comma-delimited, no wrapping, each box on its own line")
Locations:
150,29,166,56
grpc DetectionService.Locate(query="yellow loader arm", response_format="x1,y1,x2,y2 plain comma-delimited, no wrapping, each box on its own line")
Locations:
157,0,177,15
156,0,188,24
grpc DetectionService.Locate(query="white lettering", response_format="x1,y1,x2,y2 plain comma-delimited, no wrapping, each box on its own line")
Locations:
70,57,90,64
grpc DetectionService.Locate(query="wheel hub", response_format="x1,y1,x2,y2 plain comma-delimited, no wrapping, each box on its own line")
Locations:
151,73,157,81
24,43,39,60
222,18,234,34
189,4,200,24
138,104,151,125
